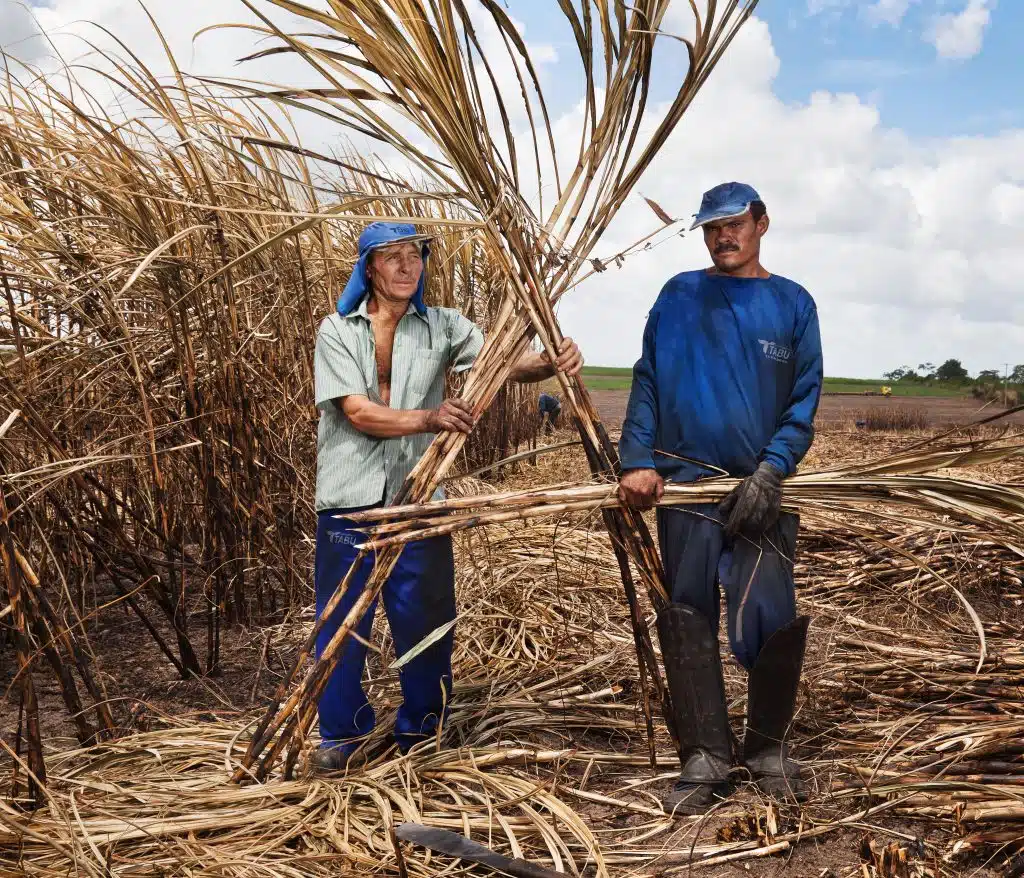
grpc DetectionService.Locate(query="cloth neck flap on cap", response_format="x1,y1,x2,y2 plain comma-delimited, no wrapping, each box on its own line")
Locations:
336,240,430,317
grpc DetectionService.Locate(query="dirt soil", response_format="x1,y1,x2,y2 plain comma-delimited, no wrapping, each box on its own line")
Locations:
591,389,1024,429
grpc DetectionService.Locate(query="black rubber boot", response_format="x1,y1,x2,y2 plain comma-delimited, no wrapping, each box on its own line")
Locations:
743,616,810,801
656,603,733,816
313,746,354,774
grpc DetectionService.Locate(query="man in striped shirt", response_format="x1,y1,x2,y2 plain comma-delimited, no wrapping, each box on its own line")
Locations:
313,221,582,770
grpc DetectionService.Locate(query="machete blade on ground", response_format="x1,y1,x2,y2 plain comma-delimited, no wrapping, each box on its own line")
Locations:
393,823,563,878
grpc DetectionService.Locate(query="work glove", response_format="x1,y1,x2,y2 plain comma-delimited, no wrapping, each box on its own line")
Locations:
718,461,783,540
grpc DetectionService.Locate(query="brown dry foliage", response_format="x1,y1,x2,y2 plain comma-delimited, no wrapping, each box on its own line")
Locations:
0,43,538,761
858,407,931,432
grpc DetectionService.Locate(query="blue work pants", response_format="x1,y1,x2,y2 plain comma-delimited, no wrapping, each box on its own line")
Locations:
315,509,456,755
656,503,798,669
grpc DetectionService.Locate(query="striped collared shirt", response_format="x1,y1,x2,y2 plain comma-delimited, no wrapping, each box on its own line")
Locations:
314,296,484,511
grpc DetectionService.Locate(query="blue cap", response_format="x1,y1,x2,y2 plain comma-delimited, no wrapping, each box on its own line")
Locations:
690,182,761,231
336,221,433,316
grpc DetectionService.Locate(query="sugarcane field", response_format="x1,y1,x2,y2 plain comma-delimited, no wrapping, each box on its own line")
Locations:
2,1,1023,877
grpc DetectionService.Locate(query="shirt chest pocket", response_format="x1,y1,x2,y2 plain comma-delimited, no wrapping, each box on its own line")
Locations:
406,349,446,401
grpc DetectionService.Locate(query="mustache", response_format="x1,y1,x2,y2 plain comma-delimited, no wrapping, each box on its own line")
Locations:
714,243,739,254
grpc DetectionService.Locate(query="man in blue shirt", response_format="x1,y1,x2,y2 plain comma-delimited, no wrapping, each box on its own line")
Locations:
618,183,823,814
538,391,562,434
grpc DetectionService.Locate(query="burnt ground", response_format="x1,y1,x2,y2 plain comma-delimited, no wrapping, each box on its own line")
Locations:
590,389,1024,430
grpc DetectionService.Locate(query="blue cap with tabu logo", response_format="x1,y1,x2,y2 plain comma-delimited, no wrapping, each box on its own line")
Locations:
689,182,761,231
336,221,433,317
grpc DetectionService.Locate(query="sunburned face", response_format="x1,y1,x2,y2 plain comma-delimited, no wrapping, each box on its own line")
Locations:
367,242,424,303
702,210,768,275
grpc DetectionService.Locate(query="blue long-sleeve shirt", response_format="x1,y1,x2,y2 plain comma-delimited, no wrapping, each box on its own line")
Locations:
619,270,823,481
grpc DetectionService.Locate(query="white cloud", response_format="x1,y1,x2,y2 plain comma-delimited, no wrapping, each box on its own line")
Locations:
927,0,994,60
862,0,918,27
0,2,46,63
466,8,558,154
10,2,1022,378
807,0,997,60
558,17,1024,377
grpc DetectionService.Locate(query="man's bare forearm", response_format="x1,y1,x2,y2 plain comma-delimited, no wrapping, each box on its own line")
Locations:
510,350,554,384
510,338,584,384
337,397,430,438
338,395,475,437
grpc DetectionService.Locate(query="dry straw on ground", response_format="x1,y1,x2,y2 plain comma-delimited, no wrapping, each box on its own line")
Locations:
2,434,1024,876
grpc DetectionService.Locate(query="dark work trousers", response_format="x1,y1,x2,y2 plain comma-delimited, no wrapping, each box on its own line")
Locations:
656,503,799,669
315,508,457,755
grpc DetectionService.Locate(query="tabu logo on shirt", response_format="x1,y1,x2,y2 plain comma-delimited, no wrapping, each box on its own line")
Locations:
758,339,792,363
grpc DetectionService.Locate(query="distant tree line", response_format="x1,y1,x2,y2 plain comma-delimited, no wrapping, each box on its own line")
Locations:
883,360,1024,386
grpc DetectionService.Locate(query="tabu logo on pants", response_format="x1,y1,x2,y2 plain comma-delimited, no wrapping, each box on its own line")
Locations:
758,339,792,363
328,530,363,546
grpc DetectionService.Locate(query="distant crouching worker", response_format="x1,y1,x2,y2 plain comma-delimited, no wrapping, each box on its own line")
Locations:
313,222,583,770
538,391,562,434
618,183,824,813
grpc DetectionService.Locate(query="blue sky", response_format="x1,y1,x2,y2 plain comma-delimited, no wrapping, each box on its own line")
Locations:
502,1,1018,139
763,2,1021,137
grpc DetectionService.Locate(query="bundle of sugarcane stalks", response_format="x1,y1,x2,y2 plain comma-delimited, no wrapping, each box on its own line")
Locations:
352,436,1024,551
230,0,763,783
